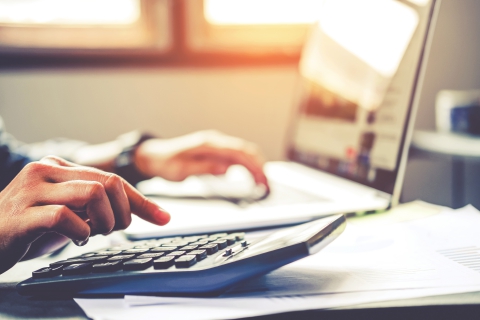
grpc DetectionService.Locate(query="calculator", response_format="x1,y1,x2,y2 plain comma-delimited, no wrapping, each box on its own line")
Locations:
17,214,345,297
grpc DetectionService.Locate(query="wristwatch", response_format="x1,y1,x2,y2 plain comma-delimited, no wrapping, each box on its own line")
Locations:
113,131,156,186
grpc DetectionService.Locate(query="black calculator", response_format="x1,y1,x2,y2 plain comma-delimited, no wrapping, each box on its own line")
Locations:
17,214,345,297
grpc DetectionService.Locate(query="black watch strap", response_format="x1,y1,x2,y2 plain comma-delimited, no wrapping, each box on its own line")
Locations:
113,132,155,186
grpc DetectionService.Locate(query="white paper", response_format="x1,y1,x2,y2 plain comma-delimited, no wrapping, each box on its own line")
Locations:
219,205,480,297
75,205,480,320
75,286,480,320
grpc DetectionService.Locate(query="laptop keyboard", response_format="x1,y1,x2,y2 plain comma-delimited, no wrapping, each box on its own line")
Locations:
255,183,327,207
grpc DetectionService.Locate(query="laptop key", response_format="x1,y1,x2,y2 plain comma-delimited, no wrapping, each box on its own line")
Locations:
63,263,92,276
175,255,197,268
199,243,219,255
123,258,153,271
32,266,63,278
153,256,175,269
92,261,123,273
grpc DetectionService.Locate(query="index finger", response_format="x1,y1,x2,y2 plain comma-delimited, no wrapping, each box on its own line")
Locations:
121,180,171,226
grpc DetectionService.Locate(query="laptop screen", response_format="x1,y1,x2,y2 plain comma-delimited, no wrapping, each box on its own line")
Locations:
288,0,436,195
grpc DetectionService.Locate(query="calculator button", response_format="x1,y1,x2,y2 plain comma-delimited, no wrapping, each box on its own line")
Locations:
50,259,84,268
210,233,228,239
188,250,207,261
79,253,97,258
180,245,198,252
160,245,180,250
153,256,175,269
137,253,165,259
32,266,63,278
63,263,92,276
95,251,122,256
175,255,197,268
169,241,190,247
150,247,177,253
122,248,150,255
199,244,218,255
123,258,153,271
231,233,245,241
182,236,203,243
92,261,123,273
222,236,237,246
190,240,209,246
81,256,109,262
211,239,228,249
133,245,153,249
107,254,136,262
167,251,186,257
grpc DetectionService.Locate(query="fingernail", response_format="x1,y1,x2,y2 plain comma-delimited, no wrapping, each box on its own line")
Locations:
157,207,171,225
73,237,89,247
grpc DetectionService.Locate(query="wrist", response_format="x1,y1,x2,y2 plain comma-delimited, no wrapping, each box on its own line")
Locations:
113,132,156,186
133,140,155,179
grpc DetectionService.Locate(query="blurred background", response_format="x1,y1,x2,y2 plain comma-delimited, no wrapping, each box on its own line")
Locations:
0,0,479,208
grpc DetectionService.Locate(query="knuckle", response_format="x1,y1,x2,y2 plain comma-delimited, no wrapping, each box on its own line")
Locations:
23,161,50,176
116,215,132,230
85,181,105,199
105,174,123,190
40,155,61,163
48,205,68,229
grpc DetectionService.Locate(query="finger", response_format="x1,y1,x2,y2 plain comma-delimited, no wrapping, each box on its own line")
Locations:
39,155,80,167
33,180,115,235
186,146,270,191
122,180,171,226
43,166,170,227
20,205,90,244
172,160,230,181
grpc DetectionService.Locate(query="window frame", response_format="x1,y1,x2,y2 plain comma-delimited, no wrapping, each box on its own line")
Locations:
0,0,305,68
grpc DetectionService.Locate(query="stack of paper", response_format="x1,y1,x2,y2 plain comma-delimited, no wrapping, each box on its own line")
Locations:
76,204,480,320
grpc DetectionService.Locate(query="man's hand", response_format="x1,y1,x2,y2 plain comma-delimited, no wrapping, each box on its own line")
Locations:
133,130,270,193
0,156,170,274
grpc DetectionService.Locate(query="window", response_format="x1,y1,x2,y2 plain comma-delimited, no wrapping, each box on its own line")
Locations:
0,0,324,66
185,0,320,56
0,0,172,52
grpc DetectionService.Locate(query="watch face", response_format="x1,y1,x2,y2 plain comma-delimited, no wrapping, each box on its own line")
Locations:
116,152,133,167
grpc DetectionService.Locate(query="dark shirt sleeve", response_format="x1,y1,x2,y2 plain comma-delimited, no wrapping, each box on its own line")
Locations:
0,141,31,192
0,117,87,191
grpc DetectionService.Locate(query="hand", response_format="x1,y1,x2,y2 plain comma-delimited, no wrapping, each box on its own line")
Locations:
0,156,170,274
134,130,270,192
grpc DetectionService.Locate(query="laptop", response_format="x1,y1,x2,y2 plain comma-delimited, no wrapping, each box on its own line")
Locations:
126,0,441,240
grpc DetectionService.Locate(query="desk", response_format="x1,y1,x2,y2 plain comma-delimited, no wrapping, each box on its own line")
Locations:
2,239,480,320
2,280,480,320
